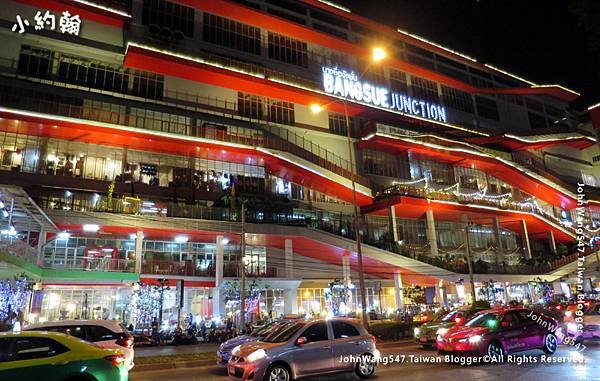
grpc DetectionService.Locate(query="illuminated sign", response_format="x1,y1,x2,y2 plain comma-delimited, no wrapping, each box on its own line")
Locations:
321,66,448,123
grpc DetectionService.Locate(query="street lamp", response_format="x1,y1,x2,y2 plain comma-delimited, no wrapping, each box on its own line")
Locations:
310,47,386,328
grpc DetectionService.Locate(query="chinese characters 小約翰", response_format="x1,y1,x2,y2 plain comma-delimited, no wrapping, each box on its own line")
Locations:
12,10,81,36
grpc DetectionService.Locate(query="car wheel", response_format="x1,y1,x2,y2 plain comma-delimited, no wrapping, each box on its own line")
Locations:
355,353,376,379
265,364,290,381
486,341,505,361
543,333,558,354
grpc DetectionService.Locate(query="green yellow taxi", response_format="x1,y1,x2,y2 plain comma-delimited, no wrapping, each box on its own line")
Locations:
0,330,128,381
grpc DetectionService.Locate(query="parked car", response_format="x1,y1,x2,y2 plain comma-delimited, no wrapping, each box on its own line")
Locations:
218,320,294,366
228,318,379,381
414,307,484,348
25,319,135,370
0,331,128,381
437,308,559,359
566,302,600,343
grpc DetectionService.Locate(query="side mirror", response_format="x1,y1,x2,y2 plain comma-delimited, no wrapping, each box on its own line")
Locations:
295,337,307,346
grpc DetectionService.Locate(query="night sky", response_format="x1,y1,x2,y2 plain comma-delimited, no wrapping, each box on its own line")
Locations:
341,0,600,112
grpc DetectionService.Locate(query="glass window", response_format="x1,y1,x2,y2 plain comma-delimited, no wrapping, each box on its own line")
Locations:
0,338,12,362
203,13,261,55
86,325,117,342
268,32,308,68
332,321,360,339
475,96,499,121
142,0,195,37
411,76,439,103
301,322,329,343
13,338,68,361
18,45,53,79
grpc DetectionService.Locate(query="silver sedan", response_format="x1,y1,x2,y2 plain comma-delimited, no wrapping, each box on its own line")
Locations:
227,317,379,381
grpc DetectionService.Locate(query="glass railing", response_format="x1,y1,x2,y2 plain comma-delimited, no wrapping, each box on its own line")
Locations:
42,256,136,272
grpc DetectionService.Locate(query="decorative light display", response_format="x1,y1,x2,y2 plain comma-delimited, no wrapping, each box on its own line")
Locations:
130,281,163,328
324,279,350,316
0,274,33,321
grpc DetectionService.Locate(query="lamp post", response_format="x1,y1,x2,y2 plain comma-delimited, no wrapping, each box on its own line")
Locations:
463,222,477,303
239,202,247,331
310,47,387,328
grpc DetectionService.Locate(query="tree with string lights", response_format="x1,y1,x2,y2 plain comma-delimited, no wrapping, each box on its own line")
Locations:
0,273,33,330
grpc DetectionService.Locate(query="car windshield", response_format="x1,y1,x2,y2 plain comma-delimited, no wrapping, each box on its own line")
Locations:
430,310,450,322
261,321,306,343
251,321,288,337
439,311,464,322
465,312,500,328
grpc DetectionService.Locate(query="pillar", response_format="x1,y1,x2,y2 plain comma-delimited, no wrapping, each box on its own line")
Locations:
547,230,557,254
393,272,404,312
284,239,294,279
503,282,510,305
342,252,351,286
435,281,447,308
492,217,503,263
215,235,224,286
135,230,143,273
283,289,298,315
36,229,47,266
519,220,532,260
388,206,398,242
425,209,438,256
213,236,225,317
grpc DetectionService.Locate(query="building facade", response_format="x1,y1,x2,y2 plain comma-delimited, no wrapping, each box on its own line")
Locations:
0,0,599,326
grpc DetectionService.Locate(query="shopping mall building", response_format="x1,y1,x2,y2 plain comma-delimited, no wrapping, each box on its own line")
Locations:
0,0,599,325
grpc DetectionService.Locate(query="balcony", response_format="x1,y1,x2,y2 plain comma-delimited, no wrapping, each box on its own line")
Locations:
142,259,215,277
0,59,369,187
375,183,577,236
43,256,136,272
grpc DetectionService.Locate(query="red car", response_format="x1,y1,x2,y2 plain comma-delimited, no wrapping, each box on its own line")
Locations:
437,308,559,359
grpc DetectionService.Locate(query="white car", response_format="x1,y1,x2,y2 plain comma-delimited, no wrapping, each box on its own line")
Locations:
24,319,135,370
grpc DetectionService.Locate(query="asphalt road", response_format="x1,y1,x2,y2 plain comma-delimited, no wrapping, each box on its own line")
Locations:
130,342,600,381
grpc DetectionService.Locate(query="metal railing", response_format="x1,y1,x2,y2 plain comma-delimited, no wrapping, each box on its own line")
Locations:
142,259,215,277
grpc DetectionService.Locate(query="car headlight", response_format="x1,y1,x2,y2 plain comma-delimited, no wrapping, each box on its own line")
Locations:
246,349,267,363
436,328,449,336
565,311,573,317
414,327,420,336
468,335,482,344
567,323,578,332
232,345,241,355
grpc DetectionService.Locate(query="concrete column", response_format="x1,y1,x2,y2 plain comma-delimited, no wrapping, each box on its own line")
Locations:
342,252,351,286
212,288,225,318
283,289,298,315
492,217,503,264
36,229,47,265
425,209,438,256
135,230,143,273
492,217,502,250
435,281,447,308
503,283,510,305
388,206,398,242
393,272,404,312
215,235,224,286
519,220,532,260
547,230,557,254
284,239,294,279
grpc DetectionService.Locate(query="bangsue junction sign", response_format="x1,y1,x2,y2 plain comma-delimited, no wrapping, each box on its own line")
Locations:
321,66,448,123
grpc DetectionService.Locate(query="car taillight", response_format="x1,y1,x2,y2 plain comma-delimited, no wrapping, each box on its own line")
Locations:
105,354,125,366
116,335,134,348
371,335,377,344
455,317,463,324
